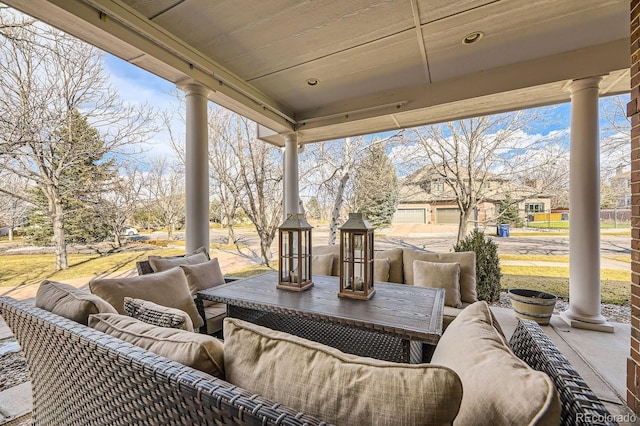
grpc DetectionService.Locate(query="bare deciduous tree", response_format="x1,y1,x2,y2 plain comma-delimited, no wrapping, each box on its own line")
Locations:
96,162,146,248
0,18,157,269
301,134,399,244
228,115,282,265
410,113,537,242
0,174,29,240
146,158,185,241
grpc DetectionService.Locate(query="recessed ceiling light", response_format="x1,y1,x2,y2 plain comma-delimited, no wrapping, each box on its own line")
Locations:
306,78,319,86
462,31,484,45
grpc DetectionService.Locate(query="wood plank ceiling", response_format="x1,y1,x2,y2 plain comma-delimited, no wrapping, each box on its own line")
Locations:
3,0,630,145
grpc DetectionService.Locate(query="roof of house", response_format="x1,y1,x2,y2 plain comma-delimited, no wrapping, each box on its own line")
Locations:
398,166,552,204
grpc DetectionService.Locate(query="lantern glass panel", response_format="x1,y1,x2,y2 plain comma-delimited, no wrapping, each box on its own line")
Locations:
277,214,313,291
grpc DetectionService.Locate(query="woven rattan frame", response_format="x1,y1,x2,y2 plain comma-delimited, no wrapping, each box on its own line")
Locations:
0,297,326,426
509,319,616,426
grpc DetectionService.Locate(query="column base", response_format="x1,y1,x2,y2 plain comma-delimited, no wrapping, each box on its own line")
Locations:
560,312,614,333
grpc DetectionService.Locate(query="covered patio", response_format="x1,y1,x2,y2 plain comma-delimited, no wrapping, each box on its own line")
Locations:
2,0,636,417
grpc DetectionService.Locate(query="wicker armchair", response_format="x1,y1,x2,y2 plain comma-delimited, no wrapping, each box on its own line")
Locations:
136,258,238,336
510,319,616,426
0,297,325,426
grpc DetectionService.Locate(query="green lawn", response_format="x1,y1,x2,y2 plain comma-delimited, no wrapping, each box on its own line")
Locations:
0,249,631,306
0,248,187,288
501,275,630,305
497,253,630,305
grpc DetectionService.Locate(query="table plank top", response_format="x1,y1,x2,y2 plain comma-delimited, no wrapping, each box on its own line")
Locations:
199,271,445,342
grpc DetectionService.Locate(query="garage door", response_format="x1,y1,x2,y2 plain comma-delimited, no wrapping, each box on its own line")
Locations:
436,208,460,224
392,209,426,224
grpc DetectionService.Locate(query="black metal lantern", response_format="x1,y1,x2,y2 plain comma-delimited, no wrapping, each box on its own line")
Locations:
277,213,313,291
339,213,375,300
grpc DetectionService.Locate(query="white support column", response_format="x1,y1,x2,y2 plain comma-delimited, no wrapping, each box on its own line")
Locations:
283,134,300,219
561,77,613,332
184,84,210,254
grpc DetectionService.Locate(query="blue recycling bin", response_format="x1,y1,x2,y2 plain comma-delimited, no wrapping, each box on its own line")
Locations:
498,224,510,237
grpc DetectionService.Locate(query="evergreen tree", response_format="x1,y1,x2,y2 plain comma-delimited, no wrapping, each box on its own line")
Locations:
353,143,399,228
23,110,115,245
497,193,524,227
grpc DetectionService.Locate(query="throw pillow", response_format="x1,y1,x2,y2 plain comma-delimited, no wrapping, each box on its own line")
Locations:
35,280,117,325
89,313,224,378
180,258,226,295
431,301,560,426
373,258,390,282
124,297,194,332
402,249,478,303
311,253,334,276
224,318,462,425
148,246,209,272
373,248,403,283
312,245,341,276
89,267,204,329
413,260,462,308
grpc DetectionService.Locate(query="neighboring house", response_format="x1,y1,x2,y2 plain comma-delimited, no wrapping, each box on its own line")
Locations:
392,167,552,225
609,166,631,208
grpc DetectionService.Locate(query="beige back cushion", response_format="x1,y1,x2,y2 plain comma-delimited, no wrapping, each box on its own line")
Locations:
312,245,341,276
89,313,224,378
180,258,225,294
403,250,478,303
374,248,403,283
224,317,462,425
89,267,204,329
311,253,334,276
413,260,462,308
373,258,390,282
431,301,560,426
148,246,209,272
35,280,117,325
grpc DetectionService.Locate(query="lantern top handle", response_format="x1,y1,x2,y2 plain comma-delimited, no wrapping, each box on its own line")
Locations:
279,213,312,230
340,213,374,231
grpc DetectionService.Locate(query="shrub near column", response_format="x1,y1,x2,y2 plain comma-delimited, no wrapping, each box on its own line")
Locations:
454,229,502,302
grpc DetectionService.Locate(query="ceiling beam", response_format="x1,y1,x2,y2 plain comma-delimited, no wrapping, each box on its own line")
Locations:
410,0,431,85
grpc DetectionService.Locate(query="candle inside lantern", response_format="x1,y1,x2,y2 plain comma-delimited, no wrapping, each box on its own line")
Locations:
354,277,363,291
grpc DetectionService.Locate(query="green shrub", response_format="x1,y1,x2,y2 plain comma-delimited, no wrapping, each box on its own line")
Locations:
454,229,502,302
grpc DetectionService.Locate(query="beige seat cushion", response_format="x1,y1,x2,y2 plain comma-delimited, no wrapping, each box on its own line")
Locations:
413,260,462,308
204,303,227,334
35,280,117,325
403,250,478,303
89,313,224,378
148,246,209,272
89,267,204,329
431,301,560,426
312,245,341,276
443,304,469,329
180,258,225,295
311,253,334,276
374,248,403,283
124,297,194,332
373,258,390,282
224,318,462,425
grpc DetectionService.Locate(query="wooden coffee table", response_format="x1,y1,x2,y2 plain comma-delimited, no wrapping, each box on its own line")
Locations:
198,271,445,363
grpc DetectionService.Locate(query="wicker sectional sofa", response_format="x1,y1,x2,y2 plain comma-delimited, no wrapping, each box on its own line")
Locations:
314,245,477,327
0,292,615,425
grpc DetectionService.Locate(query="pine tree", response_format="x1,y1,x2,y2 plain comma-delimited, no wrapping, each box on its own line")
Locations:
353,143,399,228
497,193,524,227
24,110,115,245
